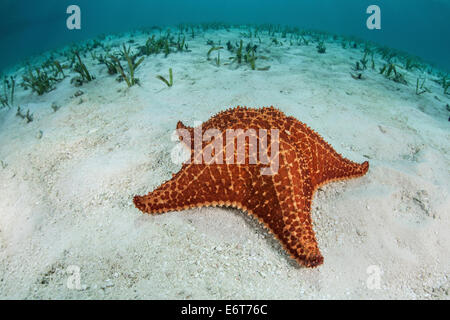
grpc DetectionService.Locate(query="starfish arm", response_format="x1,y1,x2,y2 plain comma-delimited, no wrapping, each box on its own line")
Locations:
271,150,324,267
134,164,237,214
176,121,194,149
250,192,323,267
309,140,369,187
286,117,369,187
278,205,323,268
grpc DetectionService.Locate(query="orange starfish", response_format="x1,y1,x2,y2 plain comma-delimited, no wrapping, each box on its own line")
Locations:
134,106,369,267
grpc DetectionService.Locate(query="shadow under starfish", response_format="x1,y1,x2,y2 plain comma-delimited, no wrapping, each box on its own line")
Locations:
133,106,369,268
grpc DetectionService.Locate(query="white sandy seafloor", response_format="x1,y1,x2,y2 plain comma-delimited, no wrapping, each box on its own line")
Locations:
0,26,449,300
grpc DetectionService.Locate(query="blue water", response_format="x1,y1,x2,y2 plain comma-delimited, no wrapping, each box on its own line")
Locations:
0,0,449,72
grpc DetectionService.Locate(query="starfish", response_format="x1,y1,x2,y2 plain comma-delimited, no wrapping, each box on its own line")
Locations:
133,106,369,267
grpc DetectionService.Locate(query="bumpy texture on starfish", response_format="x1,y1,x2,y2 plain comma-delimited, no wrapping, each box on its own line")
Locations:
134,106,369,267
